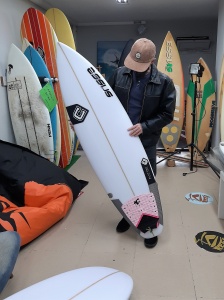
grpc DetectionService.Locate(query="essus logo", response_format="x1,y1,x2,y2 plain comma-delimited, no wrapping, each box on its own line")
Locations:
87,67,113,98
165,41,173,73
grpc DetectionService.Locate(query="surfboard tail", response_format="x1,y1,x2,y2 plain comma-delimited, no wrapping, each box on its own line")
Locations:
112,189,163,238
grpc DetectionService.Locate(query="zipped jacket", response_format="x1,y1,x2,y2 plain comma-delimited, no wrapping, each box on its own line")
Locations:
108,64,176,148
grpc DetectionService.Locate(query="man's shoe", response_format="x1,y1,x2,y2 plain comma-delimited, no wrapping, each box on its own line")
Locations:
116,218,130,233
144,236,158,248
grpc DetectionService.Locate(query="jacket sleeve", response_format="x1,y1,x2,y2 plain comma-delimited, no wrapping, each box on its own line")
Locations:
141,78,176,134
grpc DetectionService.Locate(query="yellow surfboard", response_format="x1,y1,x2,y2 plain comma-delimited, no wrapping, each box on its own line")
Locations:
45,8,76,50
185,58,216,154
45,8,79,155
157,31,185,152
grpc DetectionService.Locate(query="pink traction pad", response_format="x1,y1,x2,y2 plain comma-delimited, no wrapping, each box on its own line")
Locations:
121,193,159,227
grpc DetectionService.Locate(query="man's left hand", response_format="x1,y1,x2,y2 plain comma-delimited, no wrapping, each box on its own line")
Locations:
127,124,143,137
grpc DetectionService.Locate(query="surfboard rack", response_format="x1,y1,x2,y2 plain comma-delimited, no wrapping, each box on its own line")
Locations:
38,76,59,84
52,77,59,83
0,76,7,87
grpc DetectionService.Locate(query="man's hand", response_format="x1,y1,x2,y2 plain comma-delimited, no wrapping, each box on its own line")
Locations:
127,123,143,137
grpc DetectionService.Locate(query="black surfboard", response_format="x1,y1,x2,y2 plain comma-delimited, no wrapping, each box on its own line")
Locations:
118,39,134,67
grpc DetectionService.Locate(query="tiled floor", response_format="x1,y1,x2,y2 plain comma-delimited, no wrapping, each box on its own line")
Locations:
1,150,223,300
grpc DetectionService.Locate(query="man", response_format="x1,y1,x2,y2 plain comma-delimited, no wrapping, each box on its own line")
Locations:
108,38,176,248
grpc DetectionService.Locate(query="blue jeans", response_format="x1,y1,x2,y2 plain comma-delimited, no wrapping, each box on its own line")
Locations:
0,231,20,293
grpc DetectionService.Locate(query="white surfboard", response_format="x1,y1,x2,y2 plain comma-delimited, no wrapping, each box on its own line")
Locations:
56,42,163,239
4,267,133,300
22,38,62,166
7,44,54,162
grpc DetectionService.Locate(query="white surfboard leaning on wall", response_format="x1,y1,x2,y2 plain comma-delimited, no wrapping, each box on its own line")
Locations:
6,44,54,162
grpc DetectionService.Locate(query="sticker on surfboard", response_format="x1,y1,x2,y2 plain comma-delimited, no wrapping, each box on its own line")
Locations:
185,192,213,205
39,82,58,112
141,158,155,185
195,231,224,253
67,104,89,124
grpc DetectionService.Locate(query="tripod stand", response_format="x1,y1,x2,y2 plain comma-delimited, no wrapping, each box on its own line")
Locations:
157,67,219,178
185,77,219,178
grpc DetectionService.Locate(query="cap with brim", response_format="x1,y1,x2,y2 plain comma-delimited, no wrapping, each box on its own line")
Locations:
124,38,156,72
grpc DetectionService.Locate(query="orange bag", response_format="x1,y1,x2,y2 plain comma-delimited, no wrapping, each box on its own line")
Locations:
0,182,73,246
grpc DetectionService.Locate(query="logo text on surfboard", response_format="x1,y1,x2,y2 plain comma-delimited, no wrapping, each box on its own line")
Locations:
165,41,173,73
47,124,52,137
209,100,216,128
8,80,22,91
87,67,113,97
141,158,155,185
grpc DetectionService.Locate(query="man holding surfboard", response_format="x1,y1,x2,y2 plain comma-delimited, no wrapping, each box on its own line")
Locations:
108,38,176,248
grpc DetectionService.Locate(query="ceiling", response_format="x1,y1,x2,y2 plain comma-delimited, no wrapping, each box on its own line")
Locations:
30,0,219,26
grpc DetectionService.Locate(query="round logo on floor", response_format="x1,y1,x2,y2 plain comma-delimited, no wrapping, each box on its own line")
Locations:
185,192,213,205
195,231,224,253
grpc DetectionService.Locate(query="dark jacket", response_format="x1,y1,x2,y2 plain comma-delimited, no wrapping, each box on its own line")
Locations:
108,64,176,149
